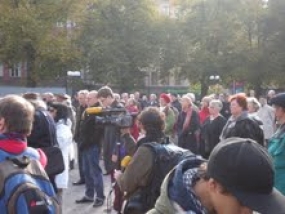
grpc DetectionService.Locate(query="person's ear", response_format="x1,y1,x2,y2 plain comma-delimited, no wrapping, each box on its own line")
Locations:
0,117,7,133
208,178,219,194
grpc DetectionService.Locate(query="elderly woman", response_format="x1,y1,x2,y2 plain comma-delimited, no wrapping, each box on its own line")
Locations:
268,93,285,195
200,99,226,158
220,93,264,146
177,95,200,153
247,97,261,116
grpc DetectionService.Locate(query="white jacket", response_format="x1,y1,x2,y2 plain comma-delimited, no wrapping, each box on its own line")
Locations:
55,119,73,189
257,105,275,140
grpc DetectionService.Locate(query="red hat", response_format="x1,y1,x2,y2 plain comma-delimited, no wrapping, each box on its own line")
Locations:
160,93,171,103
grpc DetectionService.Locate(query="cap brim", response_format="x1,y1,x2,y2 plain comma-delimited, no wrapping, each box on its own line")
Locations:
231,187,285,214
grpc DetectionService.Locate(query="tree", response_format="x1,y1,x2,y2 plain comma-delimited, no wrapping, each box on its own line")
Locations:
77,0,158,92
0,0,81,86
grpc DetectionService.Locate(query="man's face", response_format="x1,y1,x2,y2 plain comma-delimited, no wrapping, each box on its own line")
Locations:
78,94,87,106
87,93,98,107
98,96,112,107
206,179,253,214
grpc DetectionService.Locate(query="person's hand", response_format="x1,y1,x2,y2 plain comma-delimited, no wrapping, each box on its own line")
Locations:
112,154,118,162
114,169,122,180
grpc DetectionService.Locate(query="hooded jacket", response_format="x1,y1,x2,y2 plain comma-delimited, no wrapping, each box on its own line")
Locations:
147,157,206,214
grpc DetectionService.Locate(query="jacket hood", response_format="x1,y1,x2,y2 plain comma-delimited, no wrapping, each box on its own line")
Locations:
168,156,206,213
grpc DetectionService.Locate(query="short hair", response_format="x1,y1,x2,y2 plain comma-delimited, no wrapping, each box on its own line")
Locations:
0,95,34,135
97,86,113,98
88,90,98,98
137,107,164,142
209,99,223,111
230,93,247,111
202,96,212,105
22,92,40,100
181,95,193,105
77,90,89,96
247,97,261,111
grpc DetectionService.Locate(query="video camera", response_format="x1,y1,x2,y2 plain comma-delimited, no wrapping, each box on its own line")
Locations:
85,107,136,128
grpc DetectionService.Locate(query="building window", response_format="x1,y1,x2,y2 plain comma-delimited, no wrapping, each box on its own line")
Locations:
9,63,21,77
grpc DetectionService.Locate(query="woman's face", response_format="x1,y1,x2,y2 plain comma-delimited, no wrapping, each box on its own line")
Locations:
201,99,209,109
230,99,243,117
48,107,57,118
247,102,255,113
209,105,218,116
181,98,191,109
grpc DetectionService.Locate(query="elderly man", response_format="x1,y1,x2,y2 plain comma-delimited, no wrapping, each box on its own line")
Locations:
76,90,105,207
73,90,89,185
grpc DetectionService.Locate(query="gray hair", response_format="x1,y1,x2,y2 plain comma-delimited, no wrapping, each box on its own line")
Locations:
247,97,261,111
209,99,223,111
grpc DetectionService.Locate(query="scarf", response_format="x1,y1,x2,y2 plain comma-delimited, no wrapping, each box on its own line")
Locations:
183,108,193,132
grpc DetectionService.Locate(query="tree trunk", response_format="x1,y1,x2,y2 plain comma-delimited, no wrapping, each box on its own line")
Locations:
200,78,208,99
25,43,37,87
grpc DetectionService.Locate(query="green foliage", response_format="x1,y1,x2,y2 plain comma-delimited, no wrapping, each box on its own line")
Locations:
77,0,157,91
1,0,285,94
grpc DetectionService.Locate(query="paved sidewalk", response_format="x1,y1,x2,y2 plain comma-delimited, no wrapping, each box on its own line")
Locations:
62,165,117,214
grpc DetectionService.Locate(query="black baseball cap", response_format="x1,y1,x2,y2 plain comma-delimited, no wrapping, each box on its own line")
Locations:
271,92,285,108
207,138,285,214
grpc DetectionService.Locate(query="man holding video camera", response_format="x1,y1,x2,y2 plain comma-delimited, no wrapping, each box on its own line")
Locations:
97,86,126,177
75,90,105,207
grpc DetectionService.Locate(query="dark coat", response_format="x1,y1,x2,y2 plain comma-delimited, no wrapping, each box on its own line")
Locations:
80,102,104,150
220,112,265,146
27,107,58,148
176,110,200,153
171,100,182,112
200,115,226,158
74,105,86,143
103,100,125,172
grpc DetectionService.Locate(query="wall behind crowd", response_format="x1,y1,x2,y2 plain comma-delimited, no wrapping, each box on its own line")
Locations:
0,86,65,96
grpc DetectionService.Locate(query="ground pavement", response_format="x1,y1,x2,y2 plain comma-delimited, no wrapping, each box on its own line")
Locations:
63,164,117,214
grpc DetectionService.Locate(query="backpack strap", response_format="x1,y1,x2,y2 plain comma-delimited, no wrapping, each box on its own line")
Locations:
0,157,49,196
6,156,30,168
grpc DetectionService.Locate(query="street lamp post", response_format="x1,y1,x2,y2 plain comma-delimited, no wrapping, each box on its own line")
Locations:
66,71,81,95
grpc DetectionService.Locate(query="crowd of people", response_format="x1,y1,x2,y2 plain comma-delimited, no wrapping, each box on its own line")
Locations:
0,87,284,214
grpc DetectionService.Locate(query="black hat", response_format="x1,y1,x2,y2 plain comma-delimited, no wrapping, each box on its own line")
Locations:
271,93,285,108
207,138,285,214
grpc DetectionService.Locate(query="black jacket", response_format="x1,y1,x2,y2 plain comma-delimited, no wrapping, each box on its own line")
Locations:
80,102,104,150
103,100,126,172
27,107,58,148
221,112,265,146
